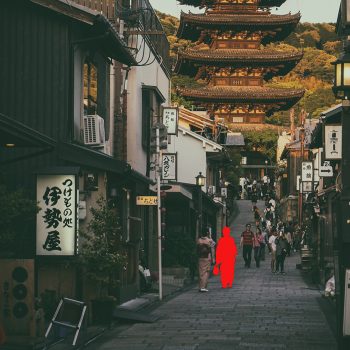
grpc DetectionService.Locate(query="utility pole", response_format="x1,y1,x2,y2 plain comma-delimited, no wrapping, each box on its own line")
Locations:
155,126,163,301
299,110,306,226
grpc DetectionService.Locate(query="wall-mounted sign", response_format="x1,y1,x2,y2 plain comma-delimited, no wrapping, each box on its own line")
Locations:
325,125,342,160
302,181,313,193
302,161,313,182
136,196,158,206
319,161,334,178
221,188,228,198
162,107,178,135
37,175,77,256
161,153,177,181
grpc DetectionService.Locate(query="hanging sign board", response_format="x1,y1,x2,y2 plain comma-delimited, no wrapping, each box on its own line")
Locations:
325,125,342,160
162,107,178,135
136,196,158,206
161,153,177,181
37,175,77,256
301,161,313,182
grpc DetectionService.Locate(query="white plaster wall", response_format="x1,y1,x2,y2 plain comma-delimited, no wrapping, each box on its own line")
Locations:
127,41,170,175
167,129,222,185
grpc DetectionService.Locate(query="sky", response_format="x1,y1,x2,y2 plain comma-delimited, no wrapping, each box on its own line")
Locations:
149,0,340,23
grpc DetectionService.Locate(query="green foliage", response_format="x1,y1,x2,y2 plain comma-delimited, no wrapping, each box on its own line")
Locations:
224,149,243,187
79,197,127,296
0,185,39,257
243,130,279,161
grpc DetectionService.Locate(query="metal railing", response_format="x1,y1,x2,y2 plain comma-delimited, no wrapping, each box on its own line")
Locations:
70,0,170,73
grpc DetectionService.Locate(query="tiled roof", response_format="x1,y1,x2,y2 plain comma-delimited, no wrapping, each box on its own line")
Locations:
180,11,300,26
174,48,303,76
178,86,305,102
225,132,245,146
177,48,303,62
177,0,287,7
177,12,301,42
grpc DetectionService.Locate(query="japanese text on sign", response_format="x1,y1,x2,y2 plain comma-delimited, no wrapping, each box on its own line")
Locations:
37,175,76,256
162,153,177,181
136,196,158,206
325,125,342,160
302,161,313,182
162,107,178,135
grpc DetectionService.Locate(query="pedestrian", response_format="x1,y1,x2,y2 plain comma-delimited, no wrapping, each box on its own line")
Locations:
268,228,278,273
240,223,254,268
253,206,261,227
197,230,215,292
214,226,238,288
275,232,289,274
260,222,268,261
251,191,258,208
253,227,263,267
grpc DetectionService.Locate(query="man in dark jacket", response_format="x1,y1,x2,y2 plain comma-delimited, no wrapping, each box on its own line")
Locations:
275,232,289,274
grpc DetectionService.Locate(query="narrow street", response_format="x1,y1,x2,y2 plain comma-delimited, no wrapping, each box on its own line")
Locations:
89,200,337,350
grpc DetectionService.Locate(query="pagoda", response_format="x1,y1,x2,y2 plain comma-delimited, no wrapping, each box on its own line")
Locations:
174,0,305,125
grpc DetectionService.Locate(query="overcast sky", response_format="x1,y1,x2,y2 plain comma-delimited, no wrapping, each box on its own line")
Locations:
149,0,340,23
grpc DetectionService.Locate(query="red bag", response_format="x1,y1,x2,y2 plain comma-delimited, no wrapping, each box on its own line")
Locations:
213,265,220,275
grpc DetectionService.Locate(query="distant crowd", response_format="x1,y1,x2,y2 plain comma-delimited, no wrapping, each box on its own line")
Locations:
240,193,301,275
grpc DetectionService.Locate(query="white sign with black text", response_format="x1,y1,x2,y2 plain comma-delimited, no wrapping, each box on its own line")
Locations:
36,174,77,256
325,125,342,160
162,153,177,181
162,107,178,135
302,161,313,182
319,161,334,177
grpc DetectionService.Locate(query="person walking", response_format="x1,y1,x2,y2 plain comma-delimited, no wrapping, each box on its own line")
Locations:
253,227,263,267
240,224,254,268
268,228,278,273
275,232,289,274
214,226,238,288
253,205,261,227
197,230,215,292
260,221,268,261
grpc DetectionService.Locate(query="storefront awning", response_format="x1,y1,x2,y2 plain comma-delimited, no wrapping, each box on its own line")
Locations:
0,113,56,165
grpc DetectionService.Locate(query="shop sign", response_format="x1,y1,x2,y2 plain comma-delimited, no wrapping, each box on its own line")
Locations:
161,153,177,181
136,196,158,206
325,125,342,160
36,174,77,256
162,107,178,135
302,161,313,182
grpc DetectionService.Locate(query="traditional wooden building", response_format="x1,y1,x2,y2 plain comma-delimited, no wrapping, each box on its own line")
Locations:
175,0,304,126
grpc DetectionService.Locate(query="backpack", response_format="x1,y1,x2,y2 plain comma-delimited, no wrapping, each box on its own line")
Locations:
197,243,210,258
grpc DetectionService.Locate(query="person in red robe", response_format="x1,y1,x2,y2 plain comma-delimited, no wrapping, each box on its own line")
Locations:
214,226,238,288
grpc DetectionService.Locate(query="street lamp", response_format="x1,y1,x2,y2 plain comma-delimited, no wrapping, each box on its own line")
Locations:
195,172,206,237
332,23,350,348
332,48,350,100
265,160,268,177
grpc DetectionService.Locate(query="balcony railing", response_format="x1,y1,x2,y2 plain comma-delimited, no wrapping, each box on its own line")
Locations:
70,0,170,74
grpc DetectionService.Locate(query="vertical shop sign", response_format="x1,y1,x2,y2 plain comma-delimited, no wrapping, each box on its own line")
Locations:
36,175,77,256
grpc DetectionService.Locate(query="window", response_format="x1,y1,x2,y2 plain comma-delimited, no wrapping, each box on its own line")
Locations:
83,60,98,116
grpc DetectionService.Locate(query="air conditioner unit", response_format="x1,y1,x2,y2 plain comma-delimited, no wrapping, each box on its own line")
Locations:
207,185,216,195
83,115,105,145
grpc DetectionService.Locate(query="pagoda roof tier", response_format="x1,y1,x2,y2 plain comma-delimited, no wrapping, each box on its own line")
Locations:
177,12,301,43
177,1,287,8
177,86,304,112
174,49,303,78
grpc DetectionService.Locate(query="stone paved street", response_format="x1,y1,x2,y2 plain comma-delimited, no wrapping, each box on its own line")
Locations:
89,200,338,350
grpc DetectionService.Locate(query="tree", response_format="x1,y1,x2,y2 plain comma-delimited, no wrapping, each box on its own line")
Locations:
79,197,127,297
243,130,279,162
0,185,39,257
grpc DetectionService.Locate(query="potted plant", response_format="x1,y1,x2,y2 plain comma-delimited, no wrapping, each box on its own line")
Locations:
79,197,127,326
